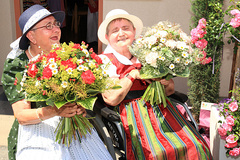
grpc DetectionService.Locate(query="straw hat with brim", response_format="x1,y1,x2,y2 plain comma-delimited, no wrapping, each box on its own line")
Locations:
19,4,65,50
98,9,143,45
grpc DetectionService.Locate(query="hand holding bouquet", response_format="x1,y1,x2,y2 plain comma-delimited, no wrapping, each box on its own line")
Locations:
15,42,120,146
129,20,211,107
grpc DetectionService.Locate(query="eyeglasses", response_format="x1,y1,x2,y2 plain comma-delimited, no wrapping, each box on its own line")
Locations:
31,21,61,31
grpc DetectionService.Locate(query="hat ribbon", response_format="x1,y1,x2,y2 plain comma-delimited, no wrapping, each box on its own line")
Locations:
23,9,51,34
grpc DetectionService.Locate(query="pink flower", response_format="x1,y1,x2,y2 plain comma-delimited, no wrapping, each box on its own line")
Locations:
226,115,235,126
226,134,238,144
195,39,208,50
218,127,227,137
230,17,240,28
230,9,240,16
229,148,240,157
190,28,206,39
229,101,239,112
196,51,212,65
225,142,238,148
197,18,207,29
222,123,232,132
200,57,212,65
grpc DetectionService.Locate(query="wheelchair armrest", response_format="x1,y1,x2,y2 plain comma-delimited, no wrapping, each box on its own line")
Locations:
101,107,121,122
168,91,188,103
93,95,121,122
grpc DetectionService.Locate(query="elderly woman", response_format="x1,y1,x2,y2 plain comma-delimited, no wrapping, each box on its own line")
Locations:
98,9,212,160
1,5,112,160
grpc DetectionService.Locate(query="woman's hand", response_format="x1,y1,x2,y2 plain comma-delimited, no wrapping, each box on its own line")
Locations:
145,78,175,96
54,103,86,118
128,69,140,79
159,79,171,86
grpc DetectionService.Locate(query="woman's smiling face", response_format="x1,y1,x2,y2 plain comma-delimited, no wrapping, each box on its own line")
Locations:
30,16,61,52
105,18,136,54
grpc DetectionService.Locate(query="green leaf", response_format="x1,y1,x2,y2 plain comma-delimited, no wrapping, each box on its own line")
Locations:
140,65,168,79
165,74,174,80
163,49,173,58
86,89,102,95
175,67,190,77
46,99,55,107
65,93,76,102
112,85,122,89
77,97,97,110
26,94,48,102
54,100,68,109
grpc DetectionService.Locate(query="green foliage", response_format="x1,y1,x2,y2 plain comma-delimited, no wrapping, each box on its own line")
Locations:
189,0,224,121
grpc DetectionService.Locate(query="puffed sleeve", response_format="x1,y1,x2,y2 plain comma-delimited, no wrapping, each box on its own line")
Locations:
99,54,119,78
1,52,29,104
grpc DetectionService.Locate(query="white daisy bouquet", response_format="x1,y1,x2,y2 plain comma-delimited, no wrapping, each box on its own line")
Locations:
15,42,120,146
129,21,210,107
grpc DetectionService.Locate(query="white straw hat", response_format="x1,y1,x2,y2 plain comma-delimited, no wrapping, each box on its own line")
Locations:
98,9,143,45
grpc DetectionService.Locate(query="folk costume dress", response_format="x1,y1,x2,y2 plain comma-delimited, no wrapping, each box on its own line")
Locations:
100,45,212,160
1,50,113,160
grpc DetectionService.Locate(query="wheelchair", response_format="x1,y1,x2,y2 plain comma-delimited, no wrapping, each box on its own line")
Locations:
86,91,199,160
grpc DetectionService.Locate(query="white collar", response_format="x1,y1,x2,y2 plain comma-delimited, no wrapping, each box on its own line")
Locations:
7,37,23,59
104,44,139,65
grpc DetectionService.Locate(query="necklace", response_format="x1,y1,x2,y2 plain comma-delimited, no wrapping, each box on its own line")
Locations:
28,46,34,58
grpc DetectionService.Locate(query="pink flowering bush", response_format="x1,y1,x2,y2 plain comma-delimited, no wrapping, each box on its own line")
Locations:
218,96,240,157
190,18,212,65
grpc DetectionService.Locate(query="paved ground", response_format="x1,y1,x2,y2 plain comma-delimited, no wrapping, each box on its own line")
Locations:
0,85,14,160
0,146,8,160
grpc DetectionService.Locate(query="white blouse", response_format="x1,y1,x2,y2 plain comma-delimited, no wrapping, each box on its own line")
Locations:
16,116,113,160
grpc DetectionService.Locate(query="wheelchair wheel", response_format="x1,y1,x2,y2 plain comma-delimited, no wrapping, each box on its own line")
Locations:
86,110,117,160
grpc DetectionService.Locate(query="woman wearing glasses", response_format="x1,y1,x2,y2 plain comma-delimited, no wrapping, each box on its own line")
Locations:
1,5,112,160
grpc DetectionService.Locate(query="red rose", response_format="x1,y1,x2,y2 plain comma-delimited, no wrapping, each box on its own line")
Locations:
229,148,240,157
226,115,235,126
61,58,77,70
72,43,82,50
81,70,95,84
46,51,59,62
89,48,94,52
225,142,238,148
42,66,52,79
195,39,208,50
27,63,38,78
218,127,227,137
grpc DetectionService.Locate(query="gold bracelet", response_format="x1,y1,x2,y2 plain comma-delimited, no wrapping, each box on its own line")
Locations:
36,108,43,121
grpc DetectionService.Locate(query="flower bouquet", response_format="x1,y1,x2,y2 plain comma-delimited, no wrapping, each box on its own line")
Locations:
129,19,211,107
217,93,240,157
15,42,120,146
